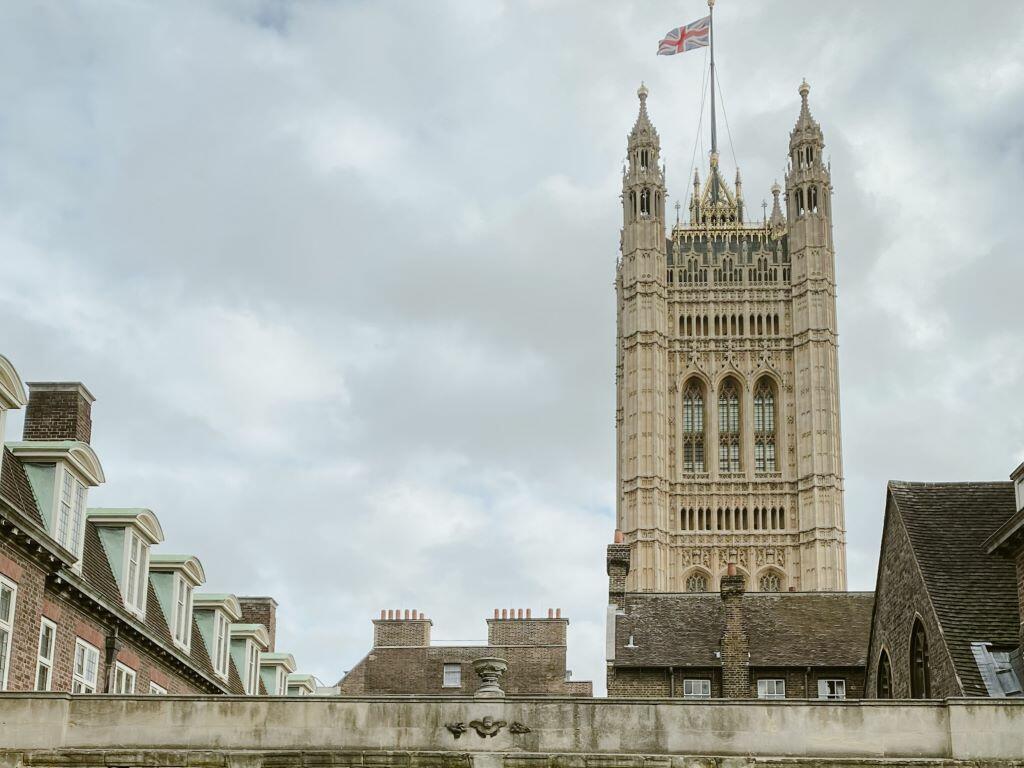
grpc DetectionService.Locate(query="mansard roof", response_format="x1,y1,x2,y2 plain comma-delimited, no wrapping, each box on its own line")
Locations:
885,481,1019,696
1,447,45,528
613,591,874,668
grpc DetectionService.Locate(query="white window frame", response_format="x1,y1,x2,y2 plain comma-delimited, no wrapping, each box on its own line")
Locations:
149,681,167,695
818,678,846,700
55,466,88,564
213,610,230,679
35,617,57,691
243,640,260,695
757,678,786,699
171,574,193,651
113,661,136,694
72,638,99,693
683,678,711,699
0,576,16,690
122,528,149,617
442,663,462,688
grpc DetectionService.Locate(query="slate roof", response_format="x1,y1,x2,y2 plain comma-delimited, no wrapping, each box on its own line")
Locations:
0,447,45,527
614,591,874,668
888,481,1020,696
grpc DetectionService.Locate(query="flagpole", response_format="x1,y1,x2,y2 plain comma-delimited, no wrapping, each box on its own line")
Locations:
708,0,717,158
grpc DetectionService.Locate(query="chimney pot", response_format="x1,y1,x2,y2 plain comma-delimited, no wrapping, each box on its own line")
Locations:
727,562,737,576
493,608,499,619
517,608,523,619
501,609,508,619
556,608,561,618
614,529,624,544
404,609,410,620
380,609,386,620
526,608,532,619
548,608,553,619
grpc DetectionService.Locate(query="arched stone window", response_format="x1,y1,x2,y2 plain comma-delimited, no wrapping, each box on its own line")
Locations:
795,188,805,215
685,572,708,593
718,378,741,472
682,380,706,473
639,149,649,170
877,650,893,699
759,572,782,592
910,619,930,698
753,379,776,473
809,185,818,213
640,188,650,216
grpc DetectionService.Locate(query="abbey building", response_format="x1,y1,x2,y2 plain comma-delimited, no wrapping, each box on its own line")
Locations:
616,81,845,593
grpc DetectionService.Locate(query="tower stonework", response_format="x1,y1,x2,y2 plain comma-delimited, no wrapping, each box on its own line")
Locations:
615,81,846,593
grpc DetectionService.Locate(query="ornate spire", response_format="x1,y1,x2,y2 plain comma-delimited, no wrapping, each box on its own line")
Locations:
790,79,823,149
769,180,785,227
629,82,659,146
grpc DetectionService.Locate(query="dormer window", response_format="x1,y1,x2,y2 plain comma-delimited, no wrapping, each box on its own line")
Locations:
229,623,270,695
149,554,205,654
259,652,297,696
173,575,193,650
193,593,242,682
89,509,164,619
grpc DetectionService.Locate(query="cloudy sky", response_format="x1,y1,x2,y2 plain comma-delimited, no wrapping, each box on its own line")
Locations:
1,1,1022,693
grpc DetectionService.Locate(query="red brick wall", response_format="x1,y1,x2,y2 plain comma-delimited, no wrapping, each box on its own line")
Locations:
0,538,207,695
720,574,750,698
866,501,960,698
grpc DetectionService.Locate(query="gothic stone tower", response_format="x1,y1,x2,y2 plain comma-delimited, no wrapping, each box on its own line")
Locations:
615,80,846,593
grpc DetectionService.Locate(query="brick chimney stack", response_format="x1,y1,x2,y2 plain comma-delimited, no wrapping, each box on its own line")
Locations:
607,532,631,607
23,382,95,444
373,609,432,647
238,597,278,652
720,562,750,698
487,608,567,646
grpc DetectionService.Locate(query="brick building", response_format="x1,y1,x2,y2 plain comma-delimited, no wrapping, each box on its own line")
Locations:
0,353,307,695
865,476,1023,699
606,544,871,698
337,608,592,696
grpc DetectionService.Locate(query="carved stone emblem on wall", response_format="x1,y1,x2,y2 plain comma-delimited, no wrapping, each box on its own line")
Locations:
469,717,507,738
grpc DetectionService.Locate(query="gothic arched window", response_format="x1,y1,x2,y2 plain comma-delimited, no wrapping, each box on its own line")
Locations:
910,619,930,698
877,650,893,699
753,379,776,473
682,380,706,473
640,188,650,216
685,573,708,593
639,149,649,170
718,378,741,472
795,188,805,215
759,572,781,592
809,185,818,213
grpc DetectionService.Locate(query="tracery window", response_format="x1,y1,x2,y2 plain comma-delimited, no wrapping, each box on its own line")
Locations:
759,572,782,592
910,619,930,698
753,379,776,473
717,378,741,472
682,380,706,473
685,573,708,593
877,650,893,699
640,188,650,216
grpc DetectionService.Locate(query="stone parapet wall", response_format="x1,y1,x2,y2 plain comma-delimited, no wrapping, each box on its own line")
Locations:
1,695,1022,763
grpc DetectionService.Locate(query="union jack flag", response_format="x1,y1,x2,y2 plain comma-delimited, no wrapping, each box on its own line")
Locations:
657,16,710,56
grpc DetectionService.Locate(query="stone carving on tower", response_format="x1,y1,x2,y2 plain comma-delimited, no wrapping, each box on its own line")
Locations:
614,80,847,593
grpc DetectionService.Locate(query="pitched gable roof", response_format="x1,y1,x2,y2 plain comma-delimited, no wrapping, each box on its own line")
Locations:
614,591,874,668
888,481,1020,696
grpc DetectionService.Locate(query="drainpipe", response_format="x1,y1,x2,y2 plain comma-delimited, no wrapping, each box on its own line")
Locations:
668,666,675,697
104,627,121,693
